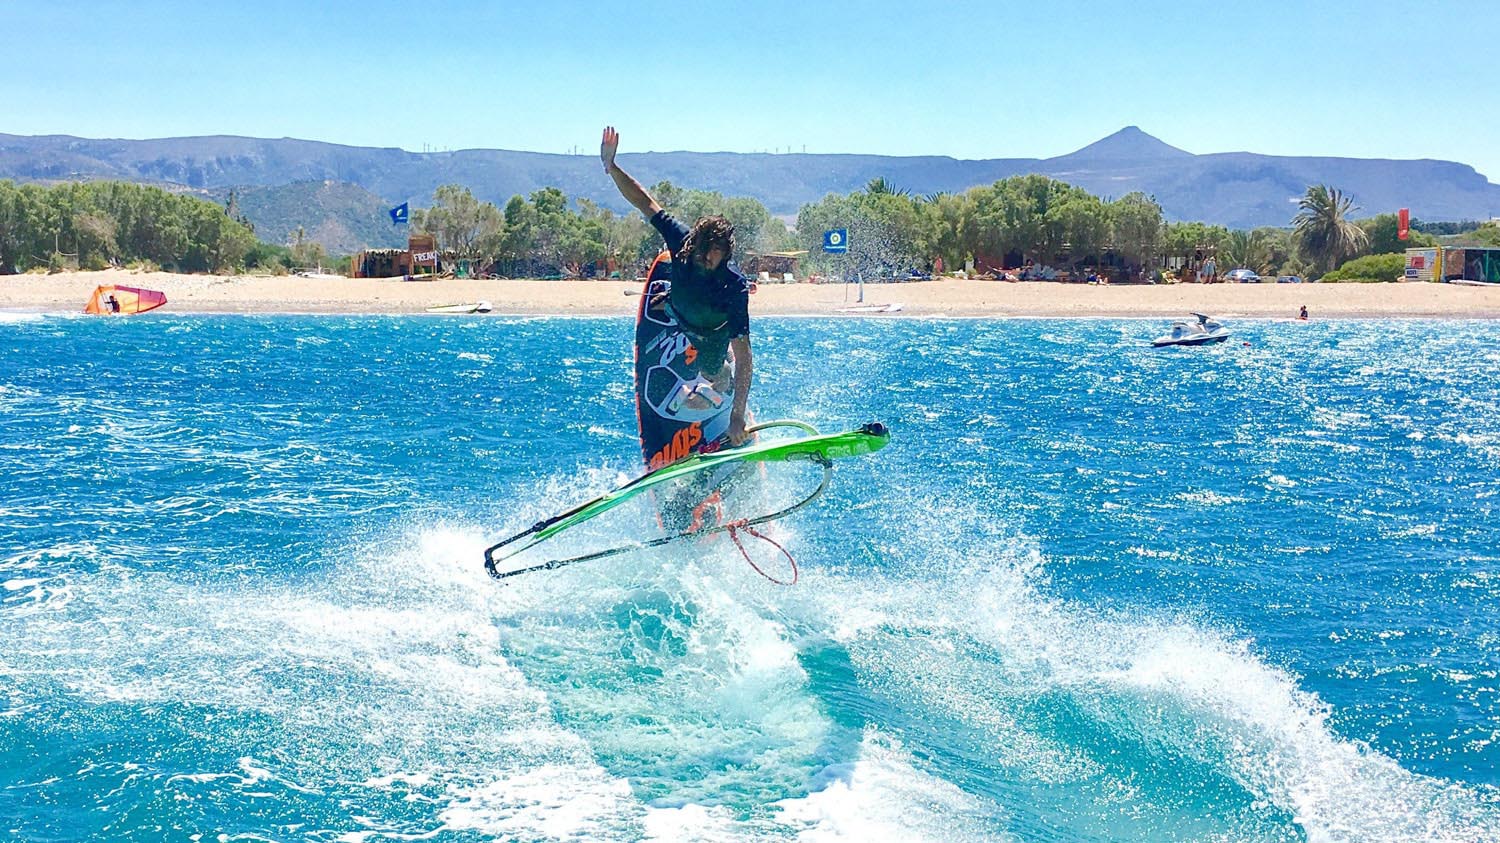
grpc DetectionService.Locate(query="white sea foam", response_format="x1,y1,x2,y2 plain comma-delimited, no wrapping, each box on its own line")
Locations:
6,452,1498,840
775,491,1500,842
440,763,639,839
771,729,1004,842
0,518,649,839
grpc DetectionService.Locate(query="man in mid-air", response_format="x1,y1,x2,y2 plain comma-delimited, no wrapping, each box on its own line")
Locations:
600,125,752,447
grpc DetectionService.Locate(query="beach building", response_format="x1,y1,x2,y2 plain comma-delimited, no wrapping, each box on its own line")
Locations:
744,250,808,282
1405,246,1500,285
352,234,440,279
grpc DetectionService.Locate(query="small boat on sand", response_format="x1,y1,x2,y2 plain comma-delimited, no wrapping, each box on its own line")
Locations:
425,301,493,314
836,303,904,314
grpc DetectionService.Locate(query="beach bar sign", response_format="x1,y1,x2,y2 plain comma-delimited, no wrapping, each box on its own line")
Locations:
1405,247,1437,281
823,229,848,254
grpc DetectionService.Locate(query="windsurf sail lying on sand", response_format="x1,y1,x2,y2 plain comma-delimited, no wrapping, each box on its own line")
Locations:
483,422,890,581
83,285,167,315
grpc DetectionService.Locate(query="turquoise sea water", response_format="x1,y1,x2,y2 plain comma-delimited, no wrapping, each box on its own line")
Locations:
2,312,1498,841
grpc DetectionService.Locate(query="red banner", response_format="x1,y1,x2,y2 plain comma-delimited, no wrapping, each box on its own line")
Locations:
1398,208,1410,240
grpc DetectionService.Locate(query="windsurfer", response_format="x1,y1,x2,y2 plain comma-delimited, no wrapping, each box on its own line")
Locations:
601,126,752,446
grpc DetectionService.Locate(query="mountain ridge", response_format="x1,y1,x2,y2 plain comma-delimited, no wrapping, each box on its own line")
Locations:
2,128,1496,250
1047,126,1195,163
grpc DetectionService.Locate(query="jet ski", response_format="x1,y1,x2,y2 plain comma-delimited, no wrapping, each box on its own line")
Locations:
1152,313,1230,347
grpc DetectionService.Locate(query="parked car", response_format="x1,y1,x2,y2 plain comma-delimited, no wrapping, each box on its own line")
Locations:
1224,268,1261,283
1276,275,1304,284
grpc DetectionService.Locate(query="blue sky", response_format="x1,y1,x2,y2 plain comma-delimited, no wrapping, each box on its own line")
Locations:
7,1,1498,179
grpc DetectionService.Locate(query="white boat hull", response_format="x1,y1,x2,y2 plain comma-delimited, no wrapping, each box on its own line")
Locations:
836,303,904,314
1153,330,1230,347
425,301,493,314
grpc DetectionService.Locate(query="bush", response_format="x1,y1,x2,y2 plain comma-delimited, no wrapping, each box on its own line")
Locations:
1274,256,1313,278
0,181,259,273
244,242,293,272
1321,252,1407,283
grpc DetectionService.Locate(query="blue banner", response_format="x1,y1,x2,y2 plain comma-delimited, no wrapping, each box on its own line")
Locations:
389,202,409,226
823,229,848,254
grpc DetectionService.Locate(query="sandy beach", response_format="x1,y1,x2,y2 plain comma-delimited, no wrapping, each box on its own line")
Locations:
5,268,1500,318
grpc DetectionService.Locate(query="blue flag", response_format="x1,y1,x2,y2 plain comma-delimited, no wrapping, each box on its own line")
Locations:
389,202,409,225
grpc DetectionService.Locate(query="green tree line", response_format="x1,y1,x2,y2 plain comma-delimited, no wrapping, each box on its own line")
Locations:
795,176,1169,279
411,175,1171,280
411,182,792,277
5,176,1488,282
792,177,1467,282
0,180,259,273
411,176,1485,282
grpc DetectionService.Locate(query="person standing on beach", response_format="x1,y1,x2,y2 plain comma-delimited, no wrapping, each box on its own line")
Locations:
600,125,752,446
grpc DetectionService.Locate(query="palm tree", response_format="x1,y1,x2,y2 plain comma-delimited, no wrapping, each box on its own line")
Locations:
1219,229,1276,275
1294,185,1369,273
865,177,909,197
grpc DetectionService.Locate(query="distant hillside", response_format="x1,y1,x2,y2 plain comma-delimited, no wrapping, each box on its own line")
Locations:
203,181,405,255
2,127,1497,248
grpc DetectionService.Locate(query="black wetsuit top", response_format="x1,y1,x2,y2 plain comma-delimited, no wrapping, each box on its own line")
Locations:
649,210,750,372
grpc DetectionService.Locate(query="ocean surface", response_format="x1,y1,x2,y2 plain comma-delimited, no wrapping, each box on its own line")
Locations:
2,312,1498,842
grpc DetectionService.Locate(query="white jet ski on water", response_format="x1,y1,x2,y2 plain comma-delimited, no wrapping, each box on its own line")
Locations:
1152,313,1230,347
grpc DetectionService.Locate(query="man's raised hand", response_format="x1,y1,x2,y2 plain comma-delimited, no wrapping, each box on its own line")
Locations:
601,126,619,174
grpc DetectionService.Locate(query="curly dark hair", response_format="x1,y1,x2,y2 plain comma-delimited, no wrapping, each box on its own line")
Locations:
678,215,735,265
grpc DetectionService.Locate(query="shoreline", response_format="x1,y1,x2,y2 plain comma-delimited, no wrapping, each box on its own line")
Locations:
5,269,1500,319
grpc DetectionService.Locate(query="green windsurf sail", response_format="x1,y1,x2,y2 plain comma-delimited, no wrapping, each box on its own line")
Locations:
484,421,890,580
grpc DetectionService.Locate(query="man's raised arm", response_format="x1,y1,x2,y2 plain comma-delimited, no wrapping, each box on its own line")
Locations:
601,126,661,219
